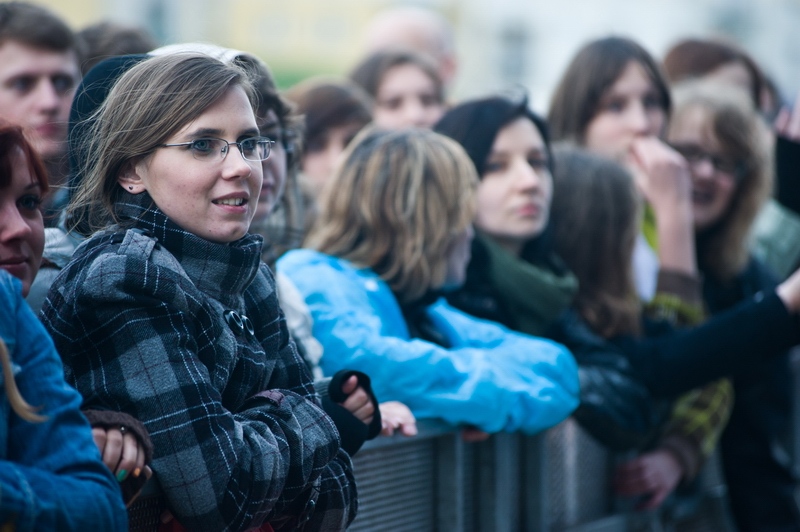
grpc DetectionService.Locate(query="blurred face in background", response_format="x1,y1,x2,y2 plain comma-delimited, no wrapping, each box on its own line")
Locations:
667,104,740,231
584,60,667,163
253,109,287,224
373,63,444,129
0,41,79,160
301,121,365,197
474,117,552,257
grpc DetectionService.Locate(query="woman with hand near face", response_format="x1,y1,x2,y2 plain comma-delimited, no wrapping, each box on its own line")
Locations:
0,121,128,530
40,54,356,532
549,37,696,303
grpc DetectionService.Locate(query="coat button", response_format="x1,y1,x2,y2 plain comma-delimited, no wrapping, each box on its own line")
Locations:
224,310,244,335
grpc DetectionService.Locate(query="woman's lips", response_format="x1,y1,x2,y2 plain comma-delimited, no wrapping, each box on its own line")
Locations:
518,203,542,217
34,123,64,139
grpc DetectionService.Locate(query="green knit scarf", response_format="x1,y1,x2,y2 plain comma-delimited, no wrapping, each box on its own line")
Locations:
478,233,578,336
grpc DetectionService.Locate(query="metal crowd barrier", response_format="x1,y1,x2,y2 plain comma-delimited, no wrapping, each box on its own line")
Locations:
129,417,736,531
348,418,735,532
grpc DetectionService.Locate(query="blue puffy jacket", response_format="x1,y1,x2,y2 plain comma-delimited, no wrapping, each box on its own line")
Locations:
278,250,580,435
0,270,127,530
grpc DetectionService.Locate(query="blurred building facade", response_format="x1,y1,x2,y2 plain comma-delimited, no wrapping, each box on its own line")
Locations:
41,0,800,112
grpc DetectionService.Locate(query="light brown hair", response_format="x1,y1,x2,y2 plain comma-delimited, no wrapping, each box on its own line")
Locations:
0,338,46,422
550,145,642,337
68,53,256,233
663,38,764,108
306,127,477,302
669,81,772,281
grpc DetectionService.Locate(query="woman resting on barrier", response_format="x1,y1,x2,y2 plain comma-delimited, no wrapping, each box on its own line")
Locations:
0,121,127,529
40,53,356,531
278,127,581,438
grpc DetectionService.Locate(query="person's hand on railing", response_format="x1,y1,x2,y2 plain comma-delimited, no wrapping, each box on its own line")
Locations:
340,374,375,425
613,448,683,510
378,401,417,437
460,427,491,443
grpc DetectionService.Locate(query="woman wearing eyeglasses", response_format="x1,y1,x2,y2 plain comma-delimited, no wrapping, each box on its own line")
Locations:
40,53,356,531
666,80,800,531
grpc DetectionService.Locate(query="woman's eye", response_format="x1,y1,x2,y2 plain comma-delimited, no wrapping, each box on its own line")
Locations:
380,98,403,111
239,138,257,154
190,139,216,153
420,93,440,107
484,161,506,173
528,158,550,170
18,194,42,211
604,99,625,113
643,94,661,109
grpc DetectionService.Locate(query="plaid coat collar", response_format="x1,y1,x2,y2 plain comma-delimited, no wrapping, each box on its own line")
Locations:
114,191,264,307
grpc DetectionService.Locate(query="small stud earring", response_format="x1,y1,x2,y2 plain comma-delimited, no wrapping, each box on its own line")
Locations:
128,186,134,190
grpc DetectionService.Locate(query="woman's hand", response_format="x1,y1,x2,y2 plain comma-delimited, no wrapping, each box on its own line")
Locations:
629,137,692,218
92,426,149,482
629,137,697,277
378,401,417,437
614,449,684,510
340,375,375,425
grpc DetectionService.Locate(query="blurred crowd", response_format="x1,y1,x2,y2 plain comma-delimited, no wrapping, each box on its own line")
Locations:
2,2,800,530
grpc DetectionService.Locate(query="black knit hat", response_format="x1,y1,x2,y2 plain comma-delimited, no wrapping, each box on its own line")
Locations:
67,54,149,197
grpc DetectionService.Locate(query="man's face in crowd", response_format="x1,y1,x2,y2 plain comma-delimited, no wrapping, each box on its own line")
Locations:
0,40,80,160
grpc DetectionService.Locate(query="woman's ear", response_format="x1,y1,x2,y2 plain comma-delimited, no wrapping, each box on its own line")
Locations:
117,161,146,194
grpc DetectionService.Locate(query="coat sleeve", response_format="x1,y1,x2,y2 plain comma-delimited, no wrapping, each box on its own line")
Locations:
42,254,354,532
0,275,127,531
279,252,580,435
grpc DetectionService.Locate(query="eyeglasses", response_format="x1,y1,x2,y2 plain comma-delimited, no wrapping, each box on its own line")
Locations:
159,136,274,162
670,143,746,180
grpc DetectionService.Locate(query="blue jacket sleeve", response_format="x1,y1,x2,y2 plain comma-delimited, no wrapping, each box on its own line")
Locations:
278,251,580,435
0,273,127,531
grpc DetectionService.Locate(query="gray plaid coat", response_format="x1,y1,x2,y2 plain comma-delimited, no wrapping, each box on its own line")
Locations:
41,193,356,531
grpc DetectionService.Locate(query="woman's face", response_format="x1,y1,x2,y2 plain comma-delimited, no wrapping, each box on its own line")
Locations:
584,60,667,162
252,109,287,224
373,63,444,129
122,86,263,243
667,105,739,231
302,122,363,197
0,147,45,295
474,117,552,256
